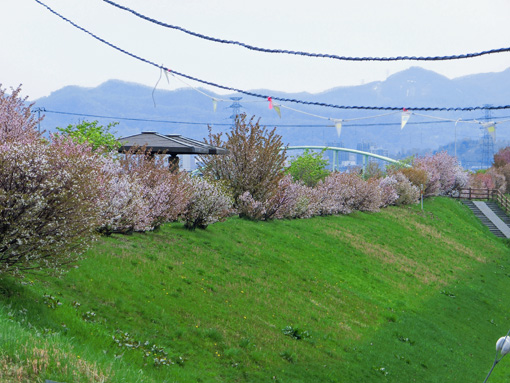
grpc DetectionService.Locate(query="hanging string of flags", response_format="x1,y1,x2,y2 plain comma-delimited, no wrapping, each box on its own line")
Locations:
155,63,510,142
35,0,510,142
162,68,510,140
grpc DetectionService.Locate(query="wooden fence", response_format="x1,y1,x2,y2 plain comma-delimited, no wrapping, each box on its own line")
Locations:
453,188,510,214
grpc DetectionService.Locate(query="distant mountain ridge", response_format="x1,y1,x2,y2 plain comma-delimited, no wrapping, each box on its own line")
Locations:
33,66,510,156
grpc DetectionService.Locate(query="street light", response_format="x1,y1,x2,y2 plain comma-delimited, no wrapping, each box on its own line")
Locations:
484,331,510,382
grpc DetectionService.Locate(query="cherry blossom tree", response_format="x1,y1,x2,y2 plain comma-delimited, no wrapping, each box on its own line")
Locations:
0,138,104,274
198,114,287,207
378,176,399,207
0,85,41,144
183,178,233,230
118,147,191,231
493,147,510,168
414,152,467,196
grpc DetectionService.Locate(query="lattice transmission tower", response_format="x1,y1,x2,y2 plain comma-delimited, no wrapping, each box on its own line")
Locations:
480,105,494,169
229,97,243,128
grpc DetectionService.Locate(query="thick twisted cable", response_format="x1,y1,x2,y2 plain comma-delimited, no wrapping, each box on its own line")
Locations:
102,0,510,62
34,0,510,111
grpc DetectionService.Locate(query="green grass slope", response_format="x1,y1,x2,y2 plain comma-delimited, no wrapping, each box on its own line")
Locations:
1,198,510,382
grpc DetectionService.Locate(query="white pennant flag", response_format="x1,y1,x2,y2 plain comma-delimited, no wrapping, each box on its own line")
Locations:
212,98,218,113
334,120,342,137
401,110,411,130
164,68,171,84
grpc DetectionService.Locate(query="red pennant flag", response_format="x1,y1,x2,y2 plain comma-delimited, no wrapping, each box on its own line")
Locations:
268,97,273,109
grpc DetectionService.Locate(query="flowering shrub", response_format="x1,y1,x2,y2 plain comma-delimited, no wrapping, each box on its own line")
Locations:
349,177,384,212
237,176,318,220
454,168,470,192
493,147,510,168
96,157,151,234
398,167,428,190
468,169,505,192
237,192,267,221
414,152,467,196
486,168,507,192
198,114,287,206
276,179,318,219
262,176,318,220
378,176,399,207
237,176,293,221
494,164,510,193
183,178,233,230
260,176,302,220
468,172,494,189
0,138,104,274
0,85,41,144
315,173,359,215
118,147,191,230
392,172,420,206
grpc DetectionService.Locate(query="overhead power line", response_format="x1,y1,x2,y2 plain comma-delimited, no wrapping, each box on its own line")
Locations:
34,0,510,112
43,109,231,126
102,0,510,62
42,109,508,129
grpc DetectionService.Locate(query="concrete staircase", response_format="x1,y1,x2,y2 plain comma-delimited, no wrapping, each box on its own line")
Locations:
462,200,510,238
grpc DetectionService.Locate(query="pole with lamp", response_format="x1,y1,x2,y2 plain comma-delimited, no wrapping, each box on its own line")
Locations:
483,331,510,382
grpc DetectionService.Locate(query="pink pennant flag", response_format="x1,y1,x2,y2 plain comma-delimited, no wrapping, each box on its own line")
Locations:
268,97,273,109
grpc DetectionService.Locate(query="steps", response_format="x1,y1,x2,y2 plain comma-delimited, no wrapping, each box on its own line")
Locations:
462,200,510,238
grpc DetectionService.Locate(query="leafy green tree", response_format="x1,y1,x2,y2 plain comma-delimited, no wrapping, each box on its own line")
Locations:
386,155,415,174
286,149,329,187
56,120,121,152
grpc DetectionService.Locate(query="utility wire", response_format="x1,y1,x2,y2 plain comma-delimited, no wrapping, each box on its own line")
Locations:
43,109,232,126
42,109,326,127
32,0,510,112
102,0,510,62
42,109,502,129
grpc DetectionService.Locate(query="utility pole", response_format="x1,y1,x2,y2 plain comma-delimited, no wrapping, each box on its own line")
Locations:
228,97,242,128
33,107,46,133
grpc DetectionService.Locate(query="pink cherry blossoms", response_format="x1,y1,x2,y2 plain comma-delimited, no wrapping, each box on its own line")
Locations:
0,85,473,274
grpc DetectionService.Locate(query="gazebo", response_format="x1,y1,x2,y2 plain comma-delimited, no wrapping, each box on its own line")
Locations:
118,131,228,170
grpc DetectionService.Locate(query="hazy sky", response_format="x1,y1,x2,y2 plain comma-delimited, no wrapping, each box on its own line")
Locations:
3,0,510,100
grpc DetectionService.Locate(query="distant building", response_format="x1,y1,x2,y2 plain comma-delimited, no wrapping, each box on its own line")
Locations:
324,141,357,171
356,141,372,166
356,141,390,168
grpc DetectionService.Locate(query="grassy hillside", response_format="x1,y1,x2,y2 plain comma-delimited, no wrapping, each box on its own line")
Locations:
1,198,510,382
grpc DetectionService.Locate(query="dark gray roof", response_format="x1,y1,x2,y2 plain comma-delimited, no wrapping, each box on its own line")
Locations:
118,132,228,155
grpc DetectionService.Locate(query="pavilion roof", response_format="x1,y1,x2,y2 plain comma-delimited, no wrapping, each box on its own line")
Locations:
118,131,228,155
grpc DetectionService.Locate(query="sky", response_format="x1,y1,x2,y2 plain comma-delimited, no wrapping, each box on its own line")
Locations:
2,0,510,101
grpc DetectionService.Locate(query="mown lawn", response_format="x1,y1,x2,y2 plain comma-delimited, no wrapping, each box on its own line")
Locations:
1,197,510,382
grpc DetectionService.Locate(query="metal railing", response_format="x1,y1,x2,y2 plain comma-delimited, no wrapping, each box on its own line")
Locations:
453,188,510,214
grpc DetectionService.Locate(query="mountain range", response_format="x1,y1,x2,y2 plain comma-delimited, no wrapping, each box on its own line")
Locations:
33,66,510,158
